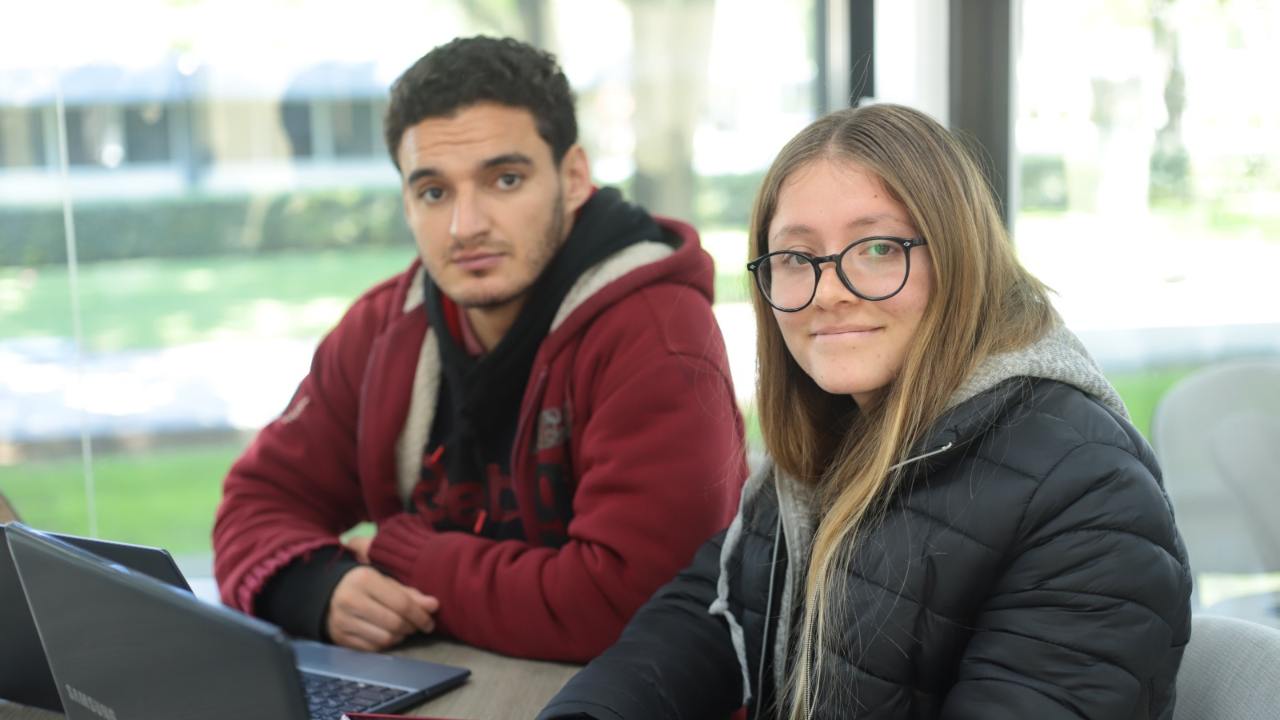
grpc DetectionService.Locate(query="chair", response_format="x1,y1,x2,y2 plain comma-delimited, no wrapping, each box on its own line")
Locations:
0,490,20,524
1151,359,1280,618
1174,615,1280,720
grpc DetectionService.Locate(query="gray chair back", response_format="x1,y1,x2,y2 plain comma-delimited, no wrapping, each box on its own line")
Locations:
1152,359,1280,579
1174,615,1280,720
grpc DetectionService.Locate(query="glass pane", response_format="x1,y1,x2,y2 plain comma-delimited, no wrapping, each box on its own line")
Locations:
1015,0,1280,624
0,152,89,540
0,0,818,588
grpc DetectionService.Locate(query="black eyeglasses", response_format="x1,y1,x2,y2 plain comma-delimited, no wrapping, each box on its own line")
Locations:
746,236,928,312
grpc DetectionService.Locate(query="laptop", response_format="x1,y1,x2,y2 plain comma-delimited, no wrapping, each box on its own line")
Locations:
0,522,194,711
5,523,470,720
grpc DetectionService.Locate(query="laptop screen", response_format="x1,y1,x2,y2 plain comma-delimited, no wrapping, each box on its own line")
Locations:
8,523,311,720
7,524,469,720
0,523,191,711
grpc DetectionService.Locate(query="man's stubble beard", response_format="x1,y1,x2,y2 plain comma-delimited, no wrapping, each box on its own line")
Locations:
461,186,567,311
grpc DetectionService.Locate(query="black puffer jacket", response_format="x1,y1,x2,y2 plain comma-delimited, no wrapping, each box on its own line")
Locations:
540,376,1192,719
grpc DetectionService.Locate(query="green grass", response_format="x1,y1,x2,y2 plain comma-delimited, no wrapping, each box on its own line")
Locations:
0,246,415,352
1,248,413,550
1106,365,1201,441
0,442,243,555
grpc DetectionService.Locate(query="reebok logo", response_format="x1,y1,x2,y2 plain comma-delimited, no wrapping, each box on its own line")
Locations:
66,684,118,720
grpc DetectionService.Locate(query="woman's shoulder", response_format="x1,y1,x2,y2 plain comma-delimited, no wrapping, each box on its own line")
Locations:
958,379,1182,554
916,378,1174,547
967,377,1158,486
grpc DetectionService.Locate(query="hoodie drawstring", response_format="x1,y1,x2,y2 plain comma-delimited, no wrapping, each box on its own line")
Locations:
751,516,783,720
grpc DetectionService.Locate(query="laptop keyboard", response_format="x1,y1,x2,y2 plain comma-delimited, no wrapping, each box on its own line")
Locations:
300,671,407,720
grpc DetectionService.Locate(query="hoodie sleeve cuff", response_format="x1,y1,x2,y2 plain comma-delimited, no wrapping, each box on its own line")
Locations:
256,546,361,641
368,513,436,584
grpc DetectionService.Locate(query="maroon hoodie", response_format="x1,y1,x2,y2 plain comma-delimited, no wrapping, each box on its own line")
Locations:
212,216,746,662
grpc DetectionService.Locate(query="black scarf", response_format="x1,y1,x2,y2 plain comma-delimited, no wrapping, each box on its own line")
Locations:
422,187,662,486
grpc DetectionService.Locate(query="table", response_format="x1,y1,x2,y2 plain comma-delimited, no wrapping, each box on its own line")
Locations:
0,638,580,719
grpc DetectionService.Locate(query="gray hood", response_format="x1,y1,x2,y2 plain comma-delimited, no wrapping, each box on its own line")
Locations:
948,323,1126,419
710,322,1126,707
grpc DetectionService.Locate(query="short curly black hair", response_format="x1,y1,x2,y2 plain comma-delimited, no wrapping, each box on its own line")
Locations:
384,36,577,171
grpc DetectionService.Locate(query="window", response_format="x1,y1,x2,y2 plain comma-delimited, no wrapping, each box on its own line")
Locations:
65,105,123,167
0,0,819,584
0,107,47,168
1016,0,1280,389
331,100,376,158
1015,0,1280,617
280,100,313,159
124,103,172,164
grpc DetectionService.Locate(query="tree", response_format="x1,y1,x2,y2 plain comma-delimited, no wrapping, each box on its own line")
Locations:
1149,0,1191,205
457,0,715,221
626,0,714,221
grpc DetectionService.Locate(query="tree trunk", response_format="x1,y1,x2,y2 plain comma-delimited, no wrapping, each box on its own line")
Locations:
627,0,715,222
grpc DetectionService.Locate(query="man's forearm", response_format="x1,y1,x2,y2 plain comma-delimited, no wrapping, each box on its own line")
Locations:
256,546,361,640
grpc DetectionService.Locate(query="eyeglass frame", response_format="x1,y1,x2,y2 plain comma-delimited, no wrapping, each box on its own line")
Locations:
746,236,929,312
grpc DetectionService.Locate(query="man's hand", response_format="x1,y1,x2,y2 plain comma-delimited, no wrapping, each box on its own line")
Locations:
326,566,438,652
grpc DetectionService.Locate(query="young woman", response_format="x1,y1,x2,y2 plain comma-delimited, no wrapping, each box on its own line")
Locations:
538,104,1192,719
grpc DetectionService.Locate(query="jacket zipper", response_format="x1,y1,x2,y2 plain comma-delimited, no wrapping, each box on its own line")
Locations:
888,441,954,471
801,576,820,720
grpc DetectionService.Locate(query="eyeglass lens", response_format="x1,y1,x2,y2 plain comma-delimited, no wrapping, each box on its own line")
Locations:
757,238,911,310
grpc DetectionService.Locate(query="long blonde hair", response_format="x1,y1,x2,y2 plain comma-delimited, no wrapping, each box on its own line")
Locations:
748,104,1055,717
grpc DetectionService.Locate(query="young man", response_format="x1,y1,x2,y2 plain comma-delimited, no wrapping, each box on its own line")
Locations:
212,37,746,663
